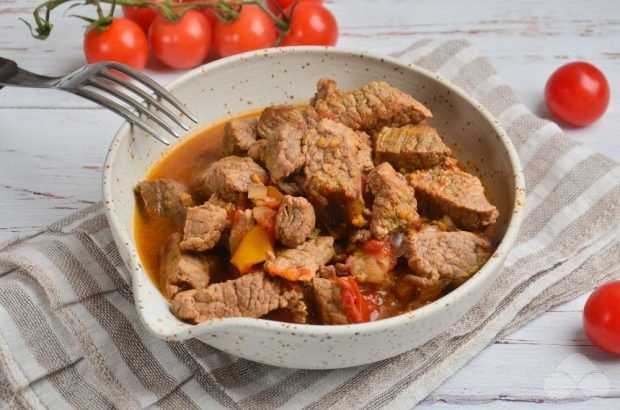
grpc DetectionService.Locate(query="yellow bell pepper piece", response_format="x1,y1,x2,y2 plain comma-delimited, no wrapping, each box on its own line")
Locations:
266,186,283,203
231,225,274,274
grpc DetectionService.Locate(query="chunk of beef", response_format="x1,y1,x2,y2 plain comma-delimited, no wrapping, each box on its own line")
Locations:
229,209,256,254
335,263,351,276
301,119,369,232
171,271,306,324
311,277,348,325
276,195,316,247
318,265,337,279
310,78,432,131
352,130,375,172
193,156,269,202
180,203,230,252
222,117,258,156
408,168,499,230
160,234,211,299
247,138,267,164
403,227,493,288
264,236,335,281
257,105,307,185
206,193,234,211
367,162,420,238
135,179,193,225
348,229,372,244
374,124,451,171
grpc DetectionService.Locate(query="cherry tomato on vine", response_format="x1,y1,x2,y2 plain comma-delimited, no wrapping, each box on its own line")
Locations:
180,0,220,27
281,3,338,46
213,5,277,58
122,1,159,33
84,18,148,70
544,62,610,127
199,0,220,28
583,281,620,355
148,10,212,69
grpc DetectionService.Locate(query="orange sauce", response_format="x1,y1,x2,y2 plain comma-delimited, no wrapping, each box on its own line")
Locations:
134,110,261,287
133,108,496,322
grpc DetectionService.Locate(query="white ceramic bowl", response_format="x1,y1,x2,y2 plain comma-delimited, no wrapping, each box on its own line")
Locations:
103,47,525,369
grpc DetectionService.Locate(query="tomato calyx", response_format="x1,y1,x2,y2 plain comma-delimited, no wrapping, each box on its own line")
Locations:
69,0,118,34
265,0,299,43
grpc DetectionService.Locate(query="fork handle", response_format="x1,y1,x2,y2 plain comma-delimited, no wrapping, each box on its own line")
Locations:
0,57,18,89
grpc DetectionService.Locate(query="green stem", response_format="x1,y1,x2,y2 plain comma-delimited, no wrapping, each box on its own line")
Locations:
255,0,288,32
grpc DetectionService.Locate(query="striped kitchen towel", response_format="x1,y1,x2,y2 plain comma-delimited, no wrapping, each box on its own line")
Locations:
1,39,619,409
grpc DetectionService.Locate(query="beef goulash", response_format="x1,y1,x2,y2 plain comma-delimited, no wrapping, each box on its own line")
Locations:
134,78,499,325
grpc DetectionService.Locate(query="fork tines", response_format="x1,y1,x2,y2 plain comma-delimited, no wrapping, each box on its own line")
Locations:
73,62,198,145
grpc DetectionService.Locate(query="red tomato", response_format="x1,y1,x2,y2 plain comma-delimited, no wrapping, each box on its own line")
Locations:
360,237,397,269
278,0,323,8
544,62,610,127
148,10,212,69
583,281,620,355
361,238,391,255
361,290,382,322
202,4,219,28
268,0,323,14
122,1,159,33
252,206,277,243
281,3,338,46
84,18,148,70
183,0,220,27
213,5,277,58
337,277,378,323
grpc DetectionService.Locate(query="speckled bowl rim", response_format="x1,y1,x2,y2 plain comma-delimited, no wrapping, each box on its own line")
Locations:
103,46,526,340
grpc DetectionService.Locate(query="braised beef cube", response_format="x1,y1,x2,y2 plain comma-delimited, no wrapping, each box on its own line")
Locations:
264,236,335,281
180,203,230,252
348,229,372,244
275,195,316,247
318,265,338,279
247,138,267,164
355,130,375,172
367,162,420,238
135,179,193,225
193,156,269,202
222,117,258,156
374,124,451,171
311,277,348,325
171,271,306,324
258,105,307,187
301,119,370,233
205,193,234,211
404,227,493,289
310,78,432,131
160,233,211,299
288,300,309,325
228,209,256,254
408,168,499,230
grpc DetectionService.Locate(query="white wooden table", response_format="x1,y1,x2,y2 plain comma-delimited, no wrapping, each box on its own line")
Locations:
1,0,619,407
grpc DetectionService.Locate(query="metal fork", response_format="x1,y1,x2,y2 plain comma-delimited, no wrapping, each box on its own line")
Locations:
0,57,197,145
